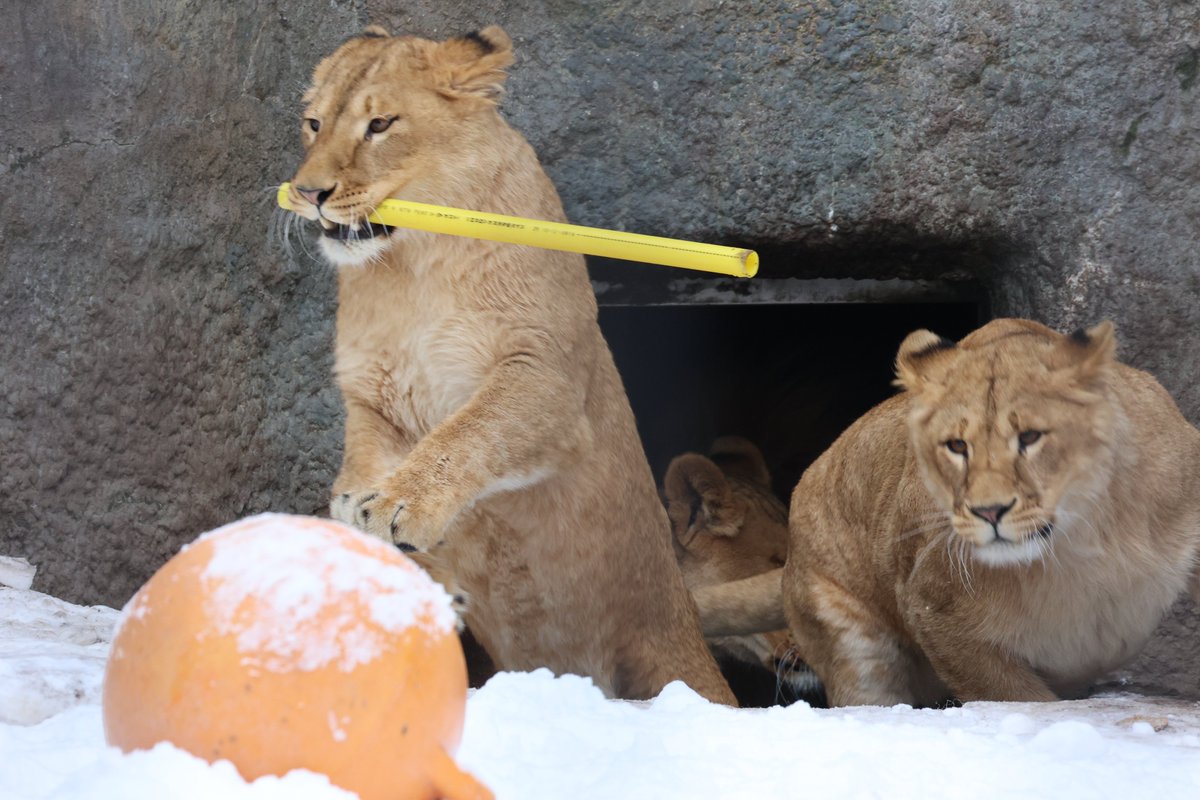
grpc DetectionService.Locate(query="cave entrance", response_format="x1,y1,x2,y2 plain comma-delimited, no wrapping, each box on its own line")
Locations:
590,260,987,706
595,275,987,511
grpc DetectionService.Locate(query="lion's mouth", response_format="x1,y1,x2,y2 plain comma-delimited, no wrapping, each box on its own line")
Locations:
318,217,395,242
982,521,1054,545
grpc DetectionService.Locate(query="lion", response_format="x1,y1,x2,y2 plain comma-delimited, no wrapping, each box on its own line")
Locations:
696,318,1200,706
284,26,734,704
662,436,822,705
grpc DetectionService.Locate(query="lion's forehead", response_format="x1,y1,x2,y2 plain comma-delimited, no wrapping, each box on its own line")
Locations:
936,349,1065,405
306,41,428,111
306,72,416,116
731,483,788,528
925,379,1079,438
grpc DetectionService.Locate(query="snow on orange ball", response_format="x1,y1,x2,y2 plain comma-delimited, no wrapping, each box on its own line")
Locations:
102,513,492,800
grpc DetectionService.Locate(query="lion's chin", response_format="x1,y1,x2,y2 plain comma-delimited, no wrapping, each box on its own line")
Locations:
312,215,397,267
970,536,1048,567
318,235,393,268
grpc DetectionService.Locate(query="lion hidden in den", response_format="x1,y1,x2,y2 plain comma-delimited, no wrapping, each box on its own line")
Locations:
662,436,824,707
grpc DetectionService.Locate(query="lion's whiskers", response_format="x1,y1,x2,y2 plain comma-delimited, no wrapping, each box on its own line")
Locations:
1038,517,1065,573
773,643,798,704
952,534,975,596
771,639,818,705
897,515,952,542
264,184,322,266
911,527,952,586
1055,492,1109,561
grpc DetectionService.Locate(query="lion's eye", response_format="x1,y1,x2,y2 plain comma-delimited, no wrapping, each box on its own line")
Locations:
1018,430,1043,450
366,116,394,138
304,118,320,133
945,439,969,456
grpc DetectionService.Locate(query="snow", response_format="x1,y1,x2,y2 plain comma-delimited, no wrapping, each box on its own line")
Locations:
0,557,35,591
0,589,117,726
2,584,1200,799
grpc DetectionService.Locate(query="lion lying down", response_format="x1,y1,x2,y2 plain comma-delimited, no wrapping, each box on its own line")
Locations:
662,436,822,706
286,26,733,704
454,436,822,702
697,318,1200,707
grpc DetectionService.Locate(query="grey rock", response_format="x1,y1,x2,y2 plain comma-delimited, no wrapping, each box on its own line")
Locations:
2,0,1196,696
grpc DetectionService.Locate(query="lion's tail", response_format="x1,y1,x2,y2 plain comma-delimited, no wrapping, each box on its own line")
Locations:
693,568,787,637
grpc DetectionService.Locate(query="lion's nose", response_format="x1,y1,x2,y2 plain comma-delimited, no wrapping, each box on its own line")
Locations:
970,501,1015,526
295,185,334,206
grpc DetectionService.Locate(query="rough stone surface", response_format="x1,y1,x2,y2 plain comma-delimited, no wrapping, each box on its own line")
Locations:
2,1,1197,695
1,1,365,607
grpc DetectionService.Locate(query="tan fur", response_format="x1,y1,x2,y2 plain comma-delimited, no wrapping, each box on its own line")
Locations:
698,319,1200,706
288,27,734,704
662,437,815,694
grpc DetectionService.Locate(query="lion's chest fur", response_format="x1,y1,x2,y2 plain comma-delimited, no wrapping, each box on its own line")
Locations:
974,519,1196,692
335,267,499,437
996,568,1177,692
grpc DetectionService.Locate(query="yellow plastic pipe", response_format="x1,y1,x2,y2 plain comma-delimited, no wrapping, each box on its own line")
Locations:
277,183,757,278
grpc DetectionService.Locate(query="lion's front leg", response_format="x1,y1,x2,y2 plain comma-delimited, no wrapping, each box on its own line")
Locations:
329,398,415,528
343,350,589,552
903,590,1057,703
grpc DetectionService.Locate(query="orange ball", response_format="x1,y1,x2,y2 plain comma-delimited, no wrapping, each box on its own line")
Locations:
103,513,492,800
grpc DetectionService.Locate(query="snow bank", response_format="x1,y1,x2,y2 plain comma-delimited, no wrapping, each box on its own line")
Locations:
0,588,117,725
2,586,1198,800
457,671,1200,800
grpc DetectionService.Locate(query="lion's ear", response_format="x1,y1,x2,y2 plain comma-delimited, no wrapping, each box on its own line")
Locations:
1055,320,1117,381
663,454,743,546
430,26,514,101
708,436,771,489
894,329,958,392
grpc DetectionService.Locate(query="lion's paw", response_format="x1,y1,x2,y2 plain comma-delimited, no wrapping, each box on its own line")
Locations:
446,588,469,633
330,490,383,534
407,552,469,633
330,488,449,552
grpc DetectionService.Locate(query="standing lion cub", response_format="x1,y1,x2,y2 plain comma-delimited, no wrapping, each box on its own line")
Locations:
697,318,1200,706
285,26,734,704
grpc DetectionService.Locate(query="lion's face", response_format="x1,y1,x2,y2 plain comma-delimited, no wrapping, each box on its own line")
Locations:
895,320,1118,566
663,440,788,590
662,439,791,654
287,27,513,267
663,439,822,702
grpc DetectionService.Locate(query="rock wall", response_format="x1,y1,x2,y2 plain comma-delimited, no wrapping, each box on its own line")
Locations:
2,1,1196,694
1,0,360,605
